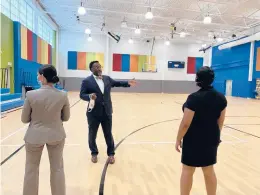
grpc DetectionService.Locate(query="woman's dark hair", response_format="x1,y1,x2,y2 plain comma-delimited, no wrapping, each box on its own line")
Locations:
38,65,59,84
195,66,215,88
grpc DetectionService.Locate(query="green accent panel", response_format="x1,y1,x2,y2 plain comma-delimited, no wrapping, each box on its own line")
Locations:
138,55,146,72
52,30,56,67
86,52,95,70
1,13,14,93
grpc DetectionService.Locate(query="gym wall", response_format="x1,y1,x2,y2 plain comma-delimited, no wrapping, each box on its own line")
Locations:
58,31,204,93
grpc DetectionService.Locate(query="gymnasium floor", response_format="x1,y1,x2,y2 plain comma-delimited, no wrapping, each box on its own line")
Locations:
1,92,260,195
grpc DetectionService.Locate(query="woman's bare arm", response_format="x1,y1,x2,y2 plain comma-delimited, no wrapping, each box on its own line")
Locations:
218,108,226,131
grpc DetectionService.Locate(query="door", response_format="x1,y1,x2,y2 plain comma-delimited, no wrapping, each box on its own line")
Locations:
256,79,260,99
225,80,232,96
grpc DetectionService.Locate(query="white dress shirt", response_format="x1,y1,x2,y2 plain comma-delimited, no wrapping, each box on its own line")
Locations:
93,75,104,94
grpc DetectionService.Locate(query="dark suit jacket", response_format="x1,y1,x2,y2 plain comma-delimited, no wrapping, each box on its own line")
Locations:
80,75,130,116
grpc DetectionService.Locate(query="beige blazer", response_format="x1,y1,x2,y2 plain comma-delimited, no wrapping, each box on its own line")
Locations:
21,85,70,144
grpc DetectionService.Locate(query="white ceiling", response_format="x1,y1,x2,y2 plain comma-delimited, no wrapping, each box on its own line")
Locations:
40,0,260,44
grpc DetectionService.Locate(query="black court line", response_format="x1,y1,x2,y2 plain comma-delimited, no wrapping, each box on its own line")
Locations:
0,99,81,166
173,101,260,138
225,124,260,125
98,116,260,195
0,145,25,166
174,101,260,119
224,125,260,139
98,118,181,195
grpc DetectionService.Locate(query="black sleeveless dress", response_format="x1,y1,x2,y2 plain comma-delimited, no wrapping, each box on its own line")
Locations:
181,87,227,167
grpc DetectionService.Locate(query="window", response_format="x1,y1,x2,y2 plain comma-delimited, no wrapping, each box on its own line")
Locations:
11,0,19,21
19,0,26,26
38,17,43,38
1,0,11,18
0,0,54,45
26,3,33,31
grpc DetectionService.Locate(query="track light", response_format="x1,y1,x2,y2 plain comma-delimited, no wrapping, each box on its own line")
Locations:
85,28,91,34
135,27,141,34
203,15,212,24
145,8,153,20
78,2,86,15
128,38,133,44
165,40,170,45
180,32,186,38
88,35,92,42
121,19,127,28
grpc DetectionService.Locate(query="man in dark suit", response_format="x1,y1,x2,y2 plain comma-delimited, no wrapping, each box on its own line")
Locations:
80,61,136,164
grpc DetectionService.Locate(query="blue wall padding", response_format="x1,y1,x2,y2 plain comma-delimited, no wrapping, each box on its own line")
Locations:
67,51,77,70
195,57,203,71
211,42,255,98
121,54,130,72
33,33,38,62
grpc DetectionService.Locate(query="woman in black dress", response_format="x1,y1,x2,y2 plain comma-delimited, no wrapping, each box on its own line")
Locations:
175,66,227,195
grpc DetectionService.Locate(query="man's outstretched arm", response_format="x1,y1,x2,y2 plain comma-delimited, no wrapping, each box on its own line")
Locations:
109,76,136,87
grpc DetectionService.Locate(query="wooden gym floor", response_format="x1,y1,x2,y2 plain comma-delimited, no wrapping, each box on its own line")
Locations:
1,92,260,195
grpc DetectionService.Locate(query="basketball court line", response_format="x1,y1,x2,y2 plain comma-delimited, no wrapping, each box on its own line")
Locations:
98,118,255,195
0,99,81,144
224,125,260,139
0,144,81,147
0,99,81,166
98,140,246,145
0,125,28,143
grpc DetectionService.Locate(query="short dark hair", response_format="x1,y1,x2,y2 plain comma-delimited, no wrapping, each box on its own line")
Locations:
195,66,215,88
38,65,59,84
89,61,99,70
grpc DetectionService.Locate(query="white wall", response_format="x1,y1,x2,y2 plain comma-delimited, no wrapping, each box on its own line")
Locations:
203,47,212,67
59,31,205,81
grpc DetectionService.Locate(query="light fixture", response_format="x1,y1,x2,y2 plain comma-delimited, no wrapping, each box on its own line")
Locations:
88,35,92,42
165,40,170,45
78,2,86,15
217,37,223,42
202,44,207,48
145,8,153,20
85,28,91,34
135,26,141,34
121,21,127,28
180,32,186,38
128,38,133,44
121,17,127,28
203,15,212,24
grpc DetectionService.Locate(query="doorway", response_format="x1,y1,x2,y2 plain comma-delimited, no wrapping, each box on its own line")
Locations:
225,80,233,96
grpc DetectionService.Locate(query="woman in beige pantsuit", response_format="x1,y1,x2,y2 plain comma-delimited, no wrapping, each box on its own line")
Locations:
21,65,70,195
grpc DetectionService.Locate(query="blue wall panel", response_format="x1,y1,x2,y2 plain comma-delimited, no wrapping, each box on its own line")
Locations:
195,57,203,72
13,21,45,93
13,22,21,93
211,43,254,98
67,51,77,70
121,54,130,72
32,33,38,62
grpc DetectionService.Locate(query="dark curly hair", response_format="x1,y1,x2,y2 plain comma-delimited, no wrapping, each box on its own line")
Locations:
195,66,215,88
89,61,99,70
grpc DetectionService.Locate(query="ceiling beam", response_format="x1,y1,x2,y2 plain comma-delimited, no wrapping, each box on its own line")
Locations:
45,4,250,29
42,1,259,20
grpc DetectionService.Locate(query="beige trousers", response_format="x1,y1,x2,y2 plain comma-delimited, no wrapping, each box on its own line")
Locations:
23,139,65,195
